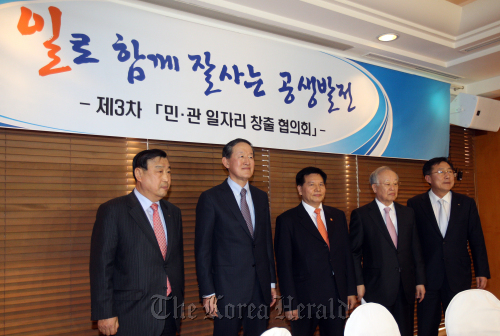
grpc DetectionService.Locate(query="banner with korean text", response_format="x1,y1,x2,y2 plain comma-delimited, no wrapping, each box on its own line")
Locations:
0,0,450,160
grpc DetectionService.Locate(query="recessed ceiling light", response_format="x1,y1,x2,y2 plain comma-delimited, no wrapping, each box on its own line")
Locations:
378,33,399,42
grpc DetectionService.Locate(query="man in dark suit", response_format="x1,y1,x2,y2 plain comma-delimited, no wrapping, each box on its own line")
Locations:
90,149,184,336
350,166,425,336
195,138,277,336
274,167,357,336
407,157,490,336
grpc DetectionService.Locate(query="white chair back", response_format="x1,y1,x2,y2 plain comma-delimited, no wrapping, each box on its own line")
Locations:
260,327,291,336
445,289,500,336
345,302,401,336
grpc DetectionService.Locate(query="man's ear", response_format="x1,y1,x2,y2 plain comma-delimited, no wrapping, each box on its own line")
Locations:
297,185,303,196
135,167,143,182
371,183,377,194
424,175,431,184
222,157,229,169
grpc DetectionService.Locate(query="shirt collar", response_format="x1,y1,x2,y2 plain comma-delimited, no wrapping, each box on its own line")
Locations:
375,198,395,212
429,189,452,204
302,200,323,214
227,176,249,194
134,188,158,212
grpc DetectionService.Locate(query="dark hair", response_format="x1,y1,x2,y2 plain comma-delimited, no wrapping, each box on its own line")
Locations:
222,138,253,159
422,157,454,176
132,149,168,181
296,167,327,186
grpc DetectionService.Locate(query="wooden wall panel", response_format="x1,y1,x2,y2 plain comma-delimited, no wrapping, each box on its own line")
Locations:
0,125,482,336
474,98,500,300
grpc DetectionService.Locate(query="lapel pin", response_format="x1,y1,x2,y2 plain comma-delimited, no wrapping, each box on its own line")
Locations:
330,218,333,221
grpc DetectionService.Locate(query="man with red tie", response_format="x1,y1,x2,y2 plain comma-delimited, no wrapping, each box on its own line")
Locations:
349,166,425,336
90,149,184,336
274,167,357,336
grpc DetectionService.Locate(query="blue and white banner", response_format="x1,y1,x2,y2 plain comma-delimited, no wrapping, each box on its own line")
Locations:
0,0,450,159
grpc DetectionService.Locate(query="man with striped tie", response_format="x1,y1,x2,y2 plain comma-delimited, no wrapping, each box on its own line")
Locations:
90,149,184,336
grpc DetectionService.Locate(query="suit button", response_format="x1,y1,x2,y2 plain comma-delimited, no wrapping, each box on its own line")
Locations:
252,264,255,267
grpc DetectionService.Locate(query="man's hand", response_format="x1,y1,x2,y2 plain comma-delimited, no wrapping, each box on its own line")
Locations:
477,277,488,289
203,295,218,318
285,309,299,321
415,285,426,303
347,295,357,310
356,285,365,302
98,317,119,336
271,288,278,307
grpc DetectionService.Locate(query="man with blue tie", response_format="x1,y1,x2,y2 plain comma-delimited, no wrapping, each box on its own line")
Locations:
195,138,277,336
407,157,490,336
90,149,184,336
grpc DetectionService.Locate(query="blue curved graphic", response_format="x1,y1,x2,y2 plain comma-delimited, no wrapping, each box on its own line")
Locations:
0,114,88,134
304,55,392,156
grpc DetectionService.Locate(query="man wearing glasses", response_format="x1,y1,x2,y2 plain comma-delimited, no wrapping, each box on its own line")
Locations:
407,157,490,336
350,166,426,336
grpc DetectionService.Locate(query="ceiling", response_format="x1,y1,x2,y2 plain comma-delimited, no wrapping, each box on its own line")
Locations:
140,0,500,98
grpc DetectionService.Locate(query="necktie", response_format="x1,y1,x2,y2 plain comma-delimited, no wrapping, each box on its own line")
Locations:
151,203,171,296
384,207,398,248
438,199,448,237
240,188,254,238
314,208,330,249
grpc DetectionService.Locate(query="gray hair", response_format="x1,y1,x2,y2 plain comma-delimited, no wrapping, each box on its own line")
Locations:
369,166,398,185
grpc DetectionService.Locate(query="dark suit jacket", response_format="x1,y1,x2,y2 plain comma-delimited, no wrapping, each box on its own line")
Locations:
274,203,357,311
195,179,276,306
349,200,425,307
90,192,184,336
407,191,490,292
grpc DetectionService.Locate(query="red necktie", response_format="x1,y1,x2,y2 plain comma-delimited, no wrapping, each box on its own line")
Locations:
151,203,171,296
314,208,330,249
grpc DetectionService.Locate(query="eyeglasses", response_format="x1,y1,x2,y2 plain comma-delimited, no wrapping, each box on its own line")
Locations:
431,169,456,176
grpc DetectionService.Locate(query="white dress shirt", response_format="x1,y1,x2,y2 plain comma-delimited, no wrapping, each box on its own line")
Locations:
375,198,398,234
301,201,327,231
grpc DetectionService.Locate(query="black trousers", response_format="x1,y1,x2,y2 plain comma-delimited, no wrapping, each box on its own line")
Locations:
290,276,346,336
384,282,414,336
213,279,269,336
417,274,455,336
160,297,178,336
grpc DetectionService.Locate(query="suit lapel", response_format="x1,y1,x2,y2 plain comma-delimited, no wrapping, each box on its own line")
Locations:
324,207,340,254
421,191,443,238
127,192,164,260
394,202,407,250
447,191,460,236
297,203,326,244
221,180,253,239
368,200,396,250
160,200,174,263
